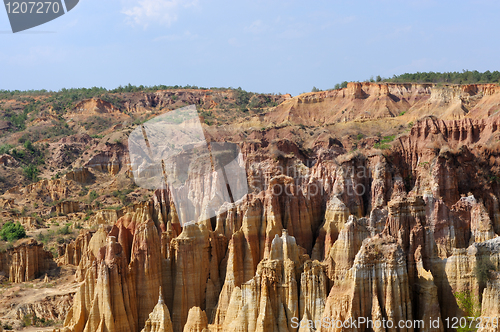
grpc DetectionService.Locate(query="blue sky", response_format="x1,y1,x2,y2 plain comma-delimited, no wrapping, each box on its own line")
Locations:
0,0,499,96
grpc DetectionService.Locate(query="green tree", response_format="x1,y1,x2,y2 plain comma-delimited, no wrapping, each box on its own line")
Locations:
23,140,34,152
0,222,26,242
23,164,39,182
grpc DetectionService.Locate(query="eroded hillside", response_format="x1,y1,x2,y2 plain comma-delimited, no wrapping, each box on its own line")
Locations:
1,83,500,331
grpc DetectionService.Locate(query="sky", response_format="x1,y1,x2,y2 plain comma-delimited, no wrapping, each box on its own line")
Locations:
0,0,499,96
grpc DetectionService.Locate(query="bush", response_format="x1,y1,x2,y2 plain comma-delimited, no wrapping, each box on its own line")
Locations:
112,189,132,205
21,314,55,328
0,144,13,155
0,222,26,242
57,224,71,235
374,135,396,150
88,190,99,203
23,164,39,182
454,290,480,332
2,321,13,330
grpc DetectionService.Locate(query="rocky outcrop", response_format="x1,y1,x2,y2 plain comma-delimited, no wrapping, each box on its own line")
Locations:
58,230,94,266
73,98,121,114
213,230,312,332
65,167,93,184
53,201,80,215
0,154,19,167
320,236,413,332
85,142,127,175
441,237,500,320
183,307,208,332
414,252,444,332
267,82,500,126
14,293,75,323
17,216,40,230
141,290,173,332
479,273,500,332
87,209,123,227
0,239,54,283
63,208,164,332
326,215,370,283
8,178,75,201
63,235,138,332
28,83,500,332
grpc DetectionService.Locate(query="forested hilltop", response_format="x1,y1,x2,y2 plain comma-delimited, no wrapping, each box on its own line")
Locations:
324,70,500,91
381,70,500,84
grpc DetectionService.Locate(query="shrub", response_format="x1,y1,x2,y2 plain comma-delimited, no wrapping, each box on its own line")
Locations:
112,189,132,205
374,135,396,149
21,314,54,328
0,222,26,242
57,224,71,235
88,190,99,203
454,290,480,332
2,321,13,330
23,164,39,182
23,140,34,151
0,144,13,155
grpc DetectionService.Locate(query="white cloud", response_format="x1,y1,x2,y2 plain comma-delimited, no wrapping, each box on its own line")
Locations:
245,20,267,34
122,0,199,28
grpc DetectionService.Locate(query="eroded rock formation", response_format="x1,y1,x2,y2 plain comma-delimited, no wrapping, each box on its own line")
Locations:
0,239,54,283
5,84,500,332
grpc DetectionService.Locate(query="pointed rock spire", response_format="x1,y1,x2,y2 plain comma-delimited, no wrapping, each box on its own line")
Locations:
158,286,164,304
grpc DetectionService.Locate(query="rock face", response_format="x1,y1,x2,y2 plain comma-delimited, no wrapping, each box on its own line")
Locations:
321,236,413,332
267,82,500,126
183,307,208,332
0,154,19,167
53,200,80,214
32,84,500,332
0,239,54,283
73,98,121,114
63,209,162,332
58,230,94,266
141,290,174,332
85,141,127,175
65,167,93,184
14,293,75,323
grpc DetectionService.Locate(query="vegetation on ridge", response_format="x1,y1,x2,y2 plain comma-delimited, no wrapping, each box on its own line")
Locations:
380,70,500,84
